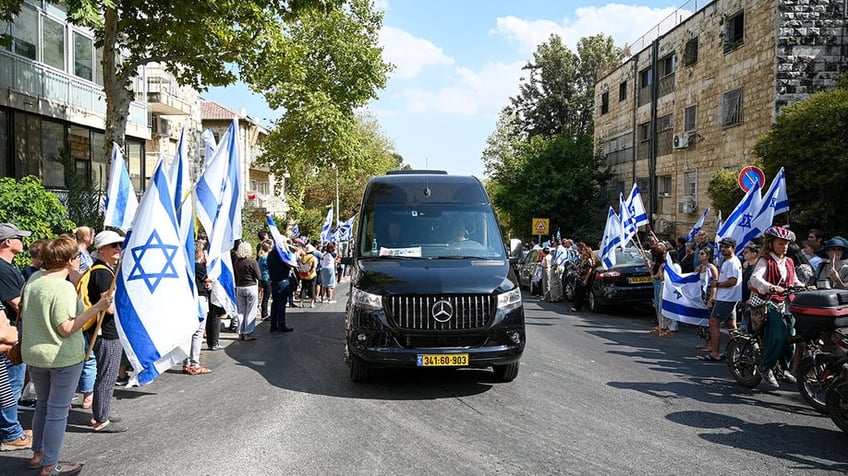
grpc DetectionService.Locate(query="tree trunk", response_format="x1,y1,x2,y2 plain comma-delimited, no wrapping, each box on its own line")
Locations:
101,6,134,164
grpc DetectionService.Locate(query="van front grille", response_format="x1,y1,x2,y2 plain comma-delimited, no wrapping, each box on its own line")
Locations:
384,295,494,330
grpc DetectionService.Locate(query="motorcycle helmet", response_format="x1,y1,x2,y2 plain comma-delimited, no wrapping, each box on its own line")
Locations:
763,225,793,241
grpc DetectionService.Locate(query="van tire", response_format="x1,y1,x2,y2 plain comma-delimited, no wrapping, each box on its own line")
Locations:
350,355,370,383
493,361,519,382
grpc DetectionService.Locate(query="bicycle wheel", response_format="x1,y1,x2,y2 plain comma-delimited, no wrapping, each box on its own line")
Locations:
726,335,762,387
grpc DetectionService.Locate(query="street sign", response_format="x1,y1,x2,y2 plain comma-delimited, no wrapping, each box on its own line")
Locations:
532,218,549,236
738,166,765,192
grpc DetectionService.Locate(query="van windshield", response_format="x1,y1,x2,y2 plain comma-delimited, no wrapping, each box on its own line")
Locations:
358,203,507,259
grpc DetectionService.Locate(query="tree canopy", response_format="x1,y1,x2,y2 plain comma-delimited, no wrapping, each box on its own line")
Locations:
753,83,848,234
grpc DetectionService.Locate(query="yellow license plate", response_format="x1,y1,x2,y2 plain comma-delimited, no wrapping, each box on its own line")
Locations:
629,276,652,284
417,354,469,367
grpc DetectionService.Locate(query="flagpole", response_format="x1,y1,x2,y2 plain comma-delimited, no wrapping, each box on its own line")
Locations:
84,260,122,361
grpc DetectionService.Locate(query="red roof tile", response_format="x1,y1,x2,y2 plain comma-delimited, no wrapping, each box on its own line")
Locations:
201,101,239,120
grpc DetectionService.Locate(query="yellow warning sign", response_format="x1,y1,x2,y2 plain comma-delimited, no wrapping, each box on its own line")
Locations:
532,218,549,236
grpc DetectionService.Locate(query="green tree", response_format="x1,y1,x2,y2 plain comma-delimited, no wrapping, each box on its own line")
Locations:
707,166,745,220
753,85,848,233
0,176,76,266
509,34,625,138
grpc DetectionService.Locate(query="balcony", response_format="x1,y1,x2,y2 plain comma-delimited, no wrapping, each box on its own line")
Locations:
147,76,193,115
0,49,149,135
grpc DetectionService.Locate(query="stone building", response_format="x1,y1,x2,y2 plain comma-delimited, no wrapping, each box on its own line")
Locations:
593,0,847,239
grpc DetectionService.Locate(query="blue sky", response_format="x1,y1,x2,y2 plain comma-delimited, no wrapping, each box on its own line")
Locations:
205,1,693,178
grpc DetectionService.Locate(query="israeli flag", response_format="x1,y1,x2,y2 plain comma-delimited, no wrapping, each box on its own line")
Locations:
320,207,334,243
168,129,199,319
115,160,199,386
621,184,647,247
762,167,789,216
103,143,139,232
200,128,217,166
338,215,355,242
291,223,300,238
266,214,299,267
619,192,632,248
687,207,710,242
194,120,240,315
717,179,763,254
662,254,709,326
600,207,622,269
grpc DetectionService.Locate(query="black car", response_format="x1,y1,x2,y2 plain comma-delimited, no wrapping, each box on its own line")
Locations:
583,248,653,313
516,248,542,294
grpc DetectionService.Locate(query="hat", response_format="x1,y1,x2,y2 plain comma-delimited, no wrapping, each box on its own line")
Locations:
743,242,760,253
305,244,316,253
824,236,848,253
294,238,304,245
94,230,124,249
0,223,32,241
543,246,550,252
719,237,737,248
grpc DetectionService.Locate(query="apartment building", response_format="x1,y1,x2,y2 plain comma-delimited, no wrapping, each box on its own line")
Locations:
1,1,288,219
594,0,847,238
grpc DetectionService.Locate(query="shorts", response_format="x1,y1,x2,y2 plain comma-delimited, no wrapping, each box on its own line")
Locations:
710,300,737,322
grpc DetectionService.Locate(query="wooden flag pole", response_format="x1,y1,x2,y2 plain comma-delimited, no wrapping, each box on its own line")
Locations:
84,260,122,361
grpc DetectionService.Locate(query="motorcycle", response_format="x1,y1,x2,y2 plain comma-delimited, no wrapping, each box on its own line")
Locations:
825,354,848,433
795,327,848,412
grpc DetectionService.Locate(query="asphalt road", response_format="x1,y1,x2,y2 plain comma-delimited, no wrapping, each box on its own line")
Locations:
1,282,846,475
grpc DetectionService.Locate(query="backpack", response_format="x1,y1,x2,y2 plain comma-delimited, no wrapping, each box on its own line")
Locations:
75,264,111,331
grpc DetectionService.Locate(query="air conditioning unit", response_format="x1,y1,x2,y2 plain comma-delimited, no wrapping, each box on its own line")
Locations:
152,116,170,137
672,132,689,149
678,196,697,214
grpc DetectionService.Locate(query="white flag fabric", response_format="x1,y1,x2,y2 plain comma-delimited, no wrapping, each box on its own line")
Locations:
621,184,648,247
200,128,217,166
600,207,622,269
687,207,710,242
194,120,240,314
168,129,199,319
266,214,299,267
662,254,709,326
619,192,633,248
103,143,139,232
320,207,334,243
761,167,789,216
338,215,356,242
717,180,763,254
115,160,199,386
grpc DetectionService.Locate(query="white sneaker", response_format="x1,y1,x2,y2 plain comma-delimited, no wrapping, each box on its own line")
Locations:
760,368,779,389
782,370,797,384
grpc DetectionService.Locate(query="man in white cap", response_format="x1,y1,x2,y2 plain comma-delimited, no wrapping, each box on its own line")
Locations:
0,222,32,451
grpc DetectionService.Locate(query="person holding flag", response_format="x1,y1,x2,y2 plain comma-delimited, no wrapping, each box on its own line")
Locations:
265,214,298,333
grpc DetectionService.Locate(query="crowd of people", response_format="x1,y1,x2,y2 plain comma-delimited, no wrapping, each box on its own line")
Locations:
525,224,848,391
0,221,349,475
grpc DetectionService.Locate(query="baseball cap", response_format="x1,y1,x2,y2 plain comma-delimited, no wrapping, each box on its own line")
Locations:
0,223,32,241
94,230,124,249
718,237,737,248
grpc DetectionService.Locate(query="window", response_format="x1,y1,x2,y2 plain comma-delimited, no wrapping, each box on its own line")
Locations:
658,55,676,78
658,114,673,131
658,176,672,195
619,81,627,101
601,91,609,114
42,17,65,70
12,6,37,60
719,88,743,127
639,67,652,88
638,122,650,142
250,179,258,192
657,114,673,156
683,171,697,198
723,10,745,53
73,32,93,80
684,105,697,132
683,37,699,66
42,120,66,188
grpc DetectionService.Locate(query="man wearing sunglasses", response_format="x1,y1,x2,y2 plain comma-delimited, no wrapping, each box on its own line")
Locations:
0,222,32,451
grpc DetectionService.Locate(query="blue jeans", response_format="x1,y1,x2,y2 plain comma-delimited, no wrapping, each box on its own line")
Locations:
77,334,97,394
30,363,83,466
270,280,291,330
0,361,25,442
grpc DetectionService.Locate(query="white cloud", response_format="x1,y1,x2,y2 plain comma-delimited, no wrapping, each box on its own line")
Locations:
379,26,454,80
492,4,681,52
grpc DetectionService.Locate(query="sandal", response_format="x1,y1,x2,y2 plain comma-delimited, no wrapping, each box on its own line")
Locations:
28,452,44,469
699,354,725,362
186,366,211,375
92,421,128,433
40,462,83,476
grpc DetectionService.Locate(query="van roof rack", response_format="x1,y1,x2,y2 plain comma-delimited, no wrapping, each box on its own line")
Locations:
386,170,448,175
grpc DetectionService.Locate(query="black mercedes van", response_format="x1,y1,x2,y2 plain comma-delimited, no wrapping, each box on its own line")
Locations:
344,171,525,382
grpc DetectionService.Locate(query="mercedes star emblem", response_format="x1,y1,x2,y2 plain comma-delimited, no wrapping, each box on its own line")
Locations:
431,300,454,323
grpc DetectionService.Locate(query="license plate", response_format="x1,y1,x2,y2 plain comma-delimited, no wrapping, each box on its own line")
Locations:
417,354,469,367
629,276,652,284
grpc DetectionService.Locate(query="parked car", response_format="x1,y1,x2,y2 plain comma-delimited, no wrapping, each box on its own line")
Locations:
517,248,542,295
584,248,653,313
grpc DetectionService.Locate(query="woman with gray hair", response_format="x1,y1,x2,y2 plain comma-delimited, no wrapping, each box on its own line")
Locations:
233,241,261,341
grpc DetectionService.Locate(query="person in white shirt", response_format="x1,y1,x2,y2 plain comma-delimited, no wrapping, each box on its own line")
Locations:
702,237,742,362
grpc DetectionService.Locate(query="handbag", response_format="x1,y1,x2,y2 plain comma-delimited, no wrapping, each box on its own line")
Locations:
5,341,22,365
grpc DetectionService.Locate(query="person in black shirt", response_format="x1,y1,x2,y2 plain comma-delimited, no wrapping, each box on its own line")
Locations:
267,245,294,333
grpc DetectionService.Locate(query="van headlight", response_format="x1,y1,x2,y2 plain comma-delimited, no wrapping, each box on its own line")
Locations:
352,287,383,311
497,287,522,311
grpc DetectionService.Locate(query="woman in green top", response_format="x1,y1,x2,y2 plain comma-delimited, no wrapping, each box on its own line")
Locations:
21,236,111,476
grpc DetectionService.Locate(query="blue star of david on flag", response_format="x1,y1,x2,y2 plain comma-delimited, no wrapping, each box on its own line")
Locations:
127,230,180,293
